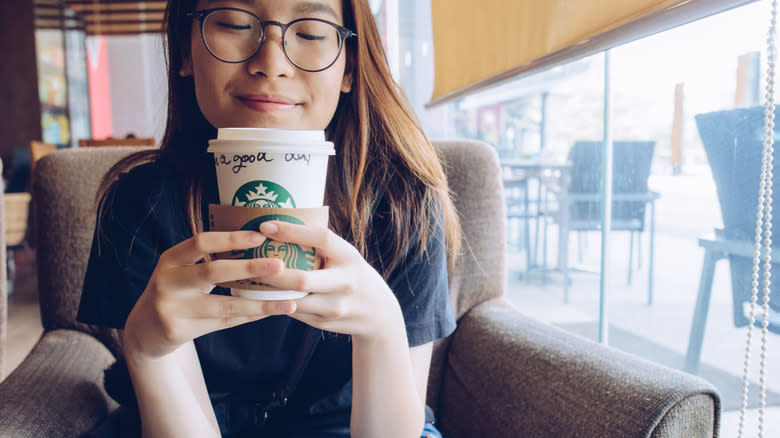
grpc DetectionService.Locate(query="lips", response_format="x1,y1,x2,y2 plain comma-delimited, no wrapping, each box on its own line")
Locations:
237,94,299,113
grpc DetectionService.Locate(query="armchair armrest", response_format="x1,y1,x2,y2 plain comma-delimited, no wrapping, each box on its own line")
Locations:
0,329,118,437
438,299,720,438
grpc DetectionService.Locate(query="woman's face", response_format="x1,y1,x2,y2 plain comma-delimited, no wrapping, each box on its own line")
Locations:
182,0,353,130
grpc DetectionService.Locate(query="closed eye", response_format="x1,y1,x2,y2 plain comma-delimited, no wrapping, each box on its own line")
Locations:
217,21,252,30
296,32,326,41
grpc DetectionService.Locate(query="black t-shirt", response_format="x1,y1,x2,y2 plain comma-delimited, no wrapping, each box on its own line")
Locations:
76,155,456,436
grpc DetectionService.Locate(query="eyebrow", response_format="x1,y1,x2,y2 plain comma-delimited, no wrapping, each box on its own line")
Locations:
204,1,340,21
293,1,340,20
206,0,253,6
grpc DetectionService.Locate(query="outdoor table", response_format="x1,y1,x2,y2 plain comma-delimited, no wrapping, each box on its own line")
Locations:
501,159,570,275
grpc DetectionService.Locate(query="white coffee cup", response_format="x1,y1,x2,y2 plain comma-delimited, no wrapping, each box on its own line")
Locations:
208,128,335,208
208,128,334,300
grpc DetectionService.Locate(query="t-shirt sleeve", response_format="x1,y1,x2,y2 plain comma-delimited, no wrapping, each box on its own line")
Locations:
76,166,172,329
384,212,457,347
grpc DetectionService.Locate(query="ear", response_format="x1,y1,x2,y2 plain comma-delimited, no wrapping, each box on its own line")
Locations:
180,56,193,77
340,47,355,93
340,70,353,93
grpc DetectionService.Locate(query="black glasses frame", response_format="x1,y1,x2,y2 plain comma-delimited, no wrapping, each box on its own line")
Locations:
186,7,356,72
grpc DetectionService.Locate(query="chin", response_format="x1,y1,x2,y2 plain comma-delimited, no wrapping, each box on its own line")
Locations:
211,119,292,130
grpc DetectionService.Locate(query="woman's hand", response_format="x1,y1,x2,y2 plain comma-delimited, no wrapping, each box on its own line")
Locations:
258,221,427,437
257,221,406,343
123,230,296,359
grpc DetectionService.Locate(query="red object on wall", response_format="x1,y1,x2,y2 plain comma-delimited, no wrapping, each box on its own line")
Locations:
86,36,112,140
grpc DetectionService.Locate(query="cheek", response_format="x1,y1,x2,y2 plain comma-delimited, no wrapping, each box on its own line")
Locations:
191,52,233,126
313,69,347,117
192,43,221,90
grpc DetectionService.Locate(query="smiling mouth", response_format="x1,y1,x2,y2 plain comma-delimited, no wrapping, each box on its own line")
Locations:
238,96,299,113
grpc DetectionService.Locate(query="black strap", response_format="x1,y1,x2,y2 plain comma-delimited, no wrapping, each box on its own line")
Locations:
266,325,323,410
212,324,323,435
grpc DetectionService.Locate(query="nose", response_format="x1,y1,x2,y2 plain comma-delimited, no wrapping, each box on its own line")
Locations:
246,23,295,78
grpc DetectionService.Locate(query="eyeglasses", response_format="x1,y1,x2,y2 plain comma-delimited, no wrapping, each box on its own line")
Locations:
186,8,356,72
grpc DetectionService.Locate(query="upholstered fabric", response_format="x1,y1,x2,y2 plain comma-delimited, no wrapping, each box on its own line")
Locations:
32,147,148,356
652,393,719,438
434,140,506,318
438,299,719,438
0,329,117,436
427,140,506,412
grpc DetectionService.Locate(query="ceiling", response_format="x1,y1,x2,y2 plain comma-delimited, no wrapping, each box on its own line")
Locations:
36,0,166,36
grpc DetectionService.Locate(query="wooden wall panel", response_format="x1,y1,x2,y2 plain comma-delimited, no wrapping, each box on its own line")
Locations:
0,0,42,176
67,0,166,36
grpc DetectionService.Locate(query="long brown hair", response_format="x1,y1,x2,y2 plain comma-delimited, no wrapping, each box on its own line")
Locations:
97,0,461,277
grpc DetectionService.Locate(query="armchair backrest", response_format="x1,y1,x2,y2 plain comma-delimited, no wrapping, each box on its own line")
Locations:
433,139,506,318
32,146,151,355
427,139,506,410
30,141,508,409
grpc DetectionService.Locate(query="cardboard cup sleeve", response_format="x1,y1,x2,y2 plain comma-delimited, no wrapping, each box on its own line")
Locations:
209,204,329,295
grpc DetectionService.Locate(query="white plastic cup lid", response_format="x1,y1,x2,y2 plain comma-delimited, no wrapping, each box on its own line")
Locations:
208,128,334,155
217,127,324,143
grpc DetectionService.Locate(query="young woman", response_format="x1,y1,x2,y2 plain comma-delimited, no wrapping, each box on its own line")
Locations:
77,0,460,437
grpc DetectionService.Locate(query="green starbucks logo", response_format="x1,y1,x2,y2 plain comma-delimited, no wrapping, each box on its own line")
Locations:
233,214,317,271
232,180,296,208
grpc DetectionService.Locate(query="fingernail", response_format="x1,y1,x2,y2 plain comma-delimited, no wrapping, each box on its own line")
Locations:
267,258,283,272
278,301,295,314
261,222,278,235
249,232,264,244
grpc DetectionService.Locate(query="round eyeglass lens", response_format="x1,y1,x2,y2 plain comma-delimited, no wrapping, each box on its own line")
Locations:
202,9,262,62
284,19,343,71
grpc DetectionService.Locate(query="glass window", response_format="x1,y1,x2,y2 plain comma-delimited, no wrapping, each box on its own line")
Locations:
391,0,779,431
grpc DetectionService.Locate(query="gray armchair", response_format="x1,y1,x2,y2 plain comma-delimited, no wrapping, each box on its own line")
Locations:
0,141,720,437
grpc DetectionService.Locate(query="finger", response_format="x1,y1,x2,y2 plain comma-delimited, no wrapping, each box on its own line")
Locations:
252,267,348,295
186,294,297,320
161,231,266,266
181,311,269,338
292,292,336,318
166,295,297,341
259,221,355,260
173,257,284,291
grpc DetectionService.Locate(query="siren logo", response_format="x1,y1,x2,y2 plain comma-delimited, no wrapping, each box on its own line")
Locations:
233,214,317,271
232,180,296,208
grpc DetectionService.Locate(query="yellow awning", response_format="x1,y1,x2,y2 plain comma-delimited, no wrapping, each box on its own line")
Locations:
429,0,755,106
